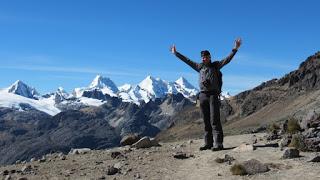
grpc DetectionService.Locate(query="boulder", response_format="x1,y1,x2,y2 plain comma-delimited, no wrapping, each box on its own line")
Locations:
307,154,320,162
233,144,256,152
300,110,320,129
282,148,300,159
106,166,118,175
304,137,320,152
241,159,269,175
120,134,140,146
131,137,160,149
279,135,291,150
69,148,91,155
173,152,189,159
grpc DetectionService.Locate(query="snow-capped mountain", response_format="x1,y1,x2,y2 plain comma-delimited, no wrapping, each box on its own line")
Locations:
53,87,71,104
0,75,201,115
89,75,119,96
73,75,119,98
118,84,132,92
7,80,39,99
0,90,60,116
118,75,199,104
173,77,198,97
138,76,168,99
220,91,232,100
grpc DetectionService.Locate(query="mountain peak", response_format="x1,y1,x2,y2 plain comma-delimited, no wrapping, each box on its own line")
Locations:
175,77,196,90
89,75,118,92
119,84,132,92
7,80,39,99
138,75,168,99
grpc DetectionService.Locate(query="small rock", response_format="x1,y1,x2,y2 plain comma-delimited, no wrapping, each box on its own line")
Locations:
30,158,36,162
214,157,225,163
3,170,9,175
188,140,193,144
178,144,186,148
106,166,119,175
241,159,269,175
21,165,32,172
224,154,235,163
134,173,141,178
233,144,256,152
69,148,91,155
251,125,267,133
18,178,28,180
10,169,16,174
303,128,317,138
60,155,66,160
4,175,11,180
39,157,46,163
120,134,140,146
251,136,258,144
308,154,320,162
173,152,189,159
15,160,21,164
217,173,222,176
95,161,103,165
215,154,235,164
98,176,106,180
113,162,123,169
282,148,300,159
111,151,123,159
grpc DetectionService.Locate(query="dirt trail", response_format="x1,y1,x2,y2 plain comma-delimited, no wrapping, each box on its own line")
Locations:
171,133,320,180
1,133,319,180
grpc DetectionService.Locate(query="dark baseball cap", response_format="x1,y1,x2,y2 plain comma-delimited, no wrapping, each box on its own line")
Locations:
201,50,211,57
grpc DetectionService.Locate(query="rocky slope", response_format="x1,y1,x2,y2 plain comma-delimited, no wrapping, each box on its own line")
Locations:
0,92,194,165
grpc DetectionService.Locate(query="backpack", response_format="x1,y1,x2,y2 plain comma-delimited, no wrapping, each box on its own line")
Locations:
212,61,223,94
199,61,223,94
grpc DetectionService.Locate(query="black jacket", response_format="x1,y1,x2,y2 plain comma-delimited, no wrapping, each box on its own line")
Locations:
175,49,237,93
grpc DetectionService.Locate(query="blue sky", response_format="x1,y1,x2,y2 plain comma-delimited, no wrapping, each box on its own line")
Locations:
0,0,319,95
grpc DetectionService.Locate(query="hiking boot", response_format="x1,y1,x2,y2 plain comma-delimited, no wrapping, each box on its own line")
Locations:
199,145,213,151
211,145,224,151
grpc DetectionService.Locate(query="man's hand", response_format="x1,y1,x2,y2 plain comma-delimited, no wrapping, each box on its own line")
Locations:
170,44,177,54
234,38,242,50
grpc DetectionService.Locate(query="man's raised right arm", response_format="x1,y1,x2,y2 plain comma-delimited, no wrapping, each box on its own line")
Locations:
171,45,200,72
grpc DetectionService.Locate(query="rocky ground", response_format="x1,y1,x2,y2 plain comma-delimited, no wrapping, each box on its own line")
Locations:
1,133,319,180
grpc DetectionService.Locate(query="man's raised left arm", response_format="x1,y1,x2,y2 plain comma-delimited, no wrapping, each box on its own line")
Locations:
219,38,242,69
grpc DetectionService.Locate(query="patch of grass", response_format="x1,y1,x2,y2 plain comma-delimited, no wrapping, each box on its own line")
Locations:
287,118,301,134
267,122,280,133
288,134,306,151
230,164,247,176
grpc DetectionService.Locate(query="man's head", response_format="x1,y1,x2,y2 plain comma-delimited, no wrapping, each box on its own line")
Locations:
201,50,211,64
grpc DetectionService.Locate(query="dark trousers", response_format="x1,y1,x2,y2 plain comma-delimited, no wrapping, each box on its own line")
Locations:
199,92,223,147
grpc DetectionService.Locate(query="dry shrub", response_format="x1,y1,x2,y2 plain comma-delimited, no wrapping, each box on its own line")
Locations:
287,118,301,134
267,122,280,133
288,134,306,151
230,164,247,176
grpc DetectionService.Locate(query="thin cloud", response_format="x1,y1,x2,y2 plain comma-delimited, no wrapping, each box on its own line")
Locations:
0,65,141,77
233,53,297,71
